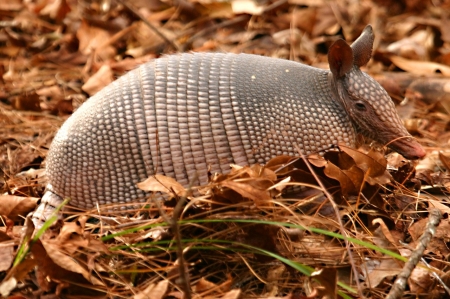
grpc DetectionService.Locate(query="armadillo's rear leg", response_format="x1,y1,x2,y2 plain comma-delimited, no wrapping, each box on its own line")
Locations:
31,185,64,230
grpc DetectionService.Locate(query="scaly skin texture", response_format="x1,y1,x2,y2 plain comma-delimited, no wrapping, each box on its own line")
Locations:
32,25,425,228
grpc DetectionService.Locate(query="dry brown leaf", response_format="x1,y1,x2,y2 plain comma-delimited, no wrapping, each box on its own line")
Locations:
408,267,433,293
76,20,113,56
0,0,22,11
0,239,14,272
308,154,328,168
134,280,168,299
408,217,450,256
323,162,364,196
146,7,178,22
201,2,234,19
228,163,277,181
195,277,221,292
220,180,272,205
428,199,450,216
52,218,106,254
40,240,104,285
110,55,156,73
386,30,433,61
309,268,337,299
81,64,114,96
362,258,402,288
264,265,286,296
372,218,398,247
339,146,387,177
439,151,450,171
390,56,450,77
0,195,39,222
11,92,41,112
0,257,37,296
39,0,71,22
268,176,291,192
265,155,297,174
220,289,241,299
36,85,64,99
137,174,187,197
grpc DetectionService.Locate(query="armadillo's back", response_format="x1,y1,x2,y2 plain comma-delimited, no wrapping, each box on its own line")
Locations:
46,62,151,208
46,53,355,209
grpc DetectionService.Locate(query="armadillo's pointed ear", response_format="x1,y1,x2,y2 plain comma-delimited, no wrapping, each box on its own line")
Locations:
351,25,374,67
328,39,353,78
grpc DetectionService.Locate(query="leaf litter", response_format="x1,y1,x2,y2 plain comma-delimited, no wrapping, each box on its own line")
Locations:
2,0,450,298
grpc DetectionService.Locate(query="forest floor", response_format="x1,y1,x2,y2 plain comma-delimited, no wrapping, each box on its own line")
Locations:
2,0,450,298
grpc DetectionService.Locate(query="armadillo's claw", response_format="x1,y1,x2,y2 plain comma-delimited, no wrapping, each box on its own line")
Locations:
32,187,64,231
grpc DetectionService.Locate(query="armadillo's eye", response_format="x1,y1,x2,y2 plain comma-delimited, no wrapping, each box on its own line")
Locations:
355,102,367,111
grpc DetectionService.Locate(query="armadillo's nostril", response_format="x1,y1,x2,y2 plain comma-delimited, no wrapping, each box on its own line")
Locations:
388,137,426,160
403,143,426,160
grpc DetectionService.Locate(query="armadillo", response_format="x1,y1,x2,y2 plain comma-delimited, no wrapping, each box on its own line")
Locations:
32,25,425,228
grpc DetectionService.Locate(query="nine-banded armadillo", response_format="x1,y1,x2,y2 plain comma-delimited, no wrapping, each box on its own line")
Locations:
32,25,425,228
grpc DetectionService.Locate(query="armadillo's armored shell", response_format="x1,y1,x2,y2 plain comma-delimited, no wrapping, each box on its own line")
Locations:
46,53,355,209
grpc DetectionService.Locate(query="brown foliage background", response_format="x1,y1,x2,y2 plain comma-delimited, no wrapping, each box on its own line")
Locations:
2,0,450,298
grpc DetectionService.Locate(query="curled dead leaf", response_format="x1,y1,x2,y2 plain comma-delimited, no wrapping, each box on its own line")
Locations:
323,162,364,196
81,64,114,96
40,241,104,286
390,56,450,77
219,180,272,205
134,280,168,299
0,195,39,222
137,174,188,198
339,145,387,177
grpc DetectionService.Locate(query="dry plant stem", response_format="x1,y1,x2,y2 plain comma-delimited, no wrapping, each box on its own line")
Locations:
181,0,287,51
181,15,250,51
262,0,289,12
115,0,179,51
152,174,198,299
294,145,363,296
172,194,192,299
152,196,191,299
386,208,442,299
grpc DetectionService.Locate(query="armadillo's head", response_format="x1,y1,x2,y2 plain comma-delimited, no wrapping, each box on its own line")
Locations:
328,25,425,160
342,69,425,159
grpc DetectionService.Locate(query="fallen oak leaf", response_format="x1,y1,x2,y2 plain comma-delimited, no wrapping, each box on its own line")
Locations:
0,195,39,222
339,145,389,178
51,217,109,255
134,279,169,299
40,240,104,286
323,162,364,196
137,174,188,198
219,180,272,206
390,55,450,77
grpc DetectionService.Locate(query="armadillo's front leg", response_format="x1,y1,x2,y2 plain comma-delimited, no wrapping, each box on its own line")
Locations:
31,185,64,230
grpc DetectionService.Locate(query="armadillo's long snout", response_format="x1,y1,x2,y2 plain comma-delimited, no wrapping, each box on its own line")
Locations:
389,137,426,160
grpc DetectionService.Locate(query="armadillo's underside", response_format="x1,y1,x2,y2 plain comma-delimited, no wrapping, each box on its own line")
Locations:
46,53,355,209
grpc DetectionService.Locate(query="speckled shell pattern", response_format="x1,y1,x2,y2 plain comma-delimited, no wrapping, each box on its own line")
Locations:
45,53,355,209
345,69,407,136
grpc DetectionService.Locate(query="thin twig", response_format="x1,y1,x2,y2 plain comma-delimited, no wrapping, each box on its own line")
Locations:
171,191,192,299
152,174,198,299
181,15,250,51
181,0,288,52
115,0,179,51
386,208,441,299
294,144,364,296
